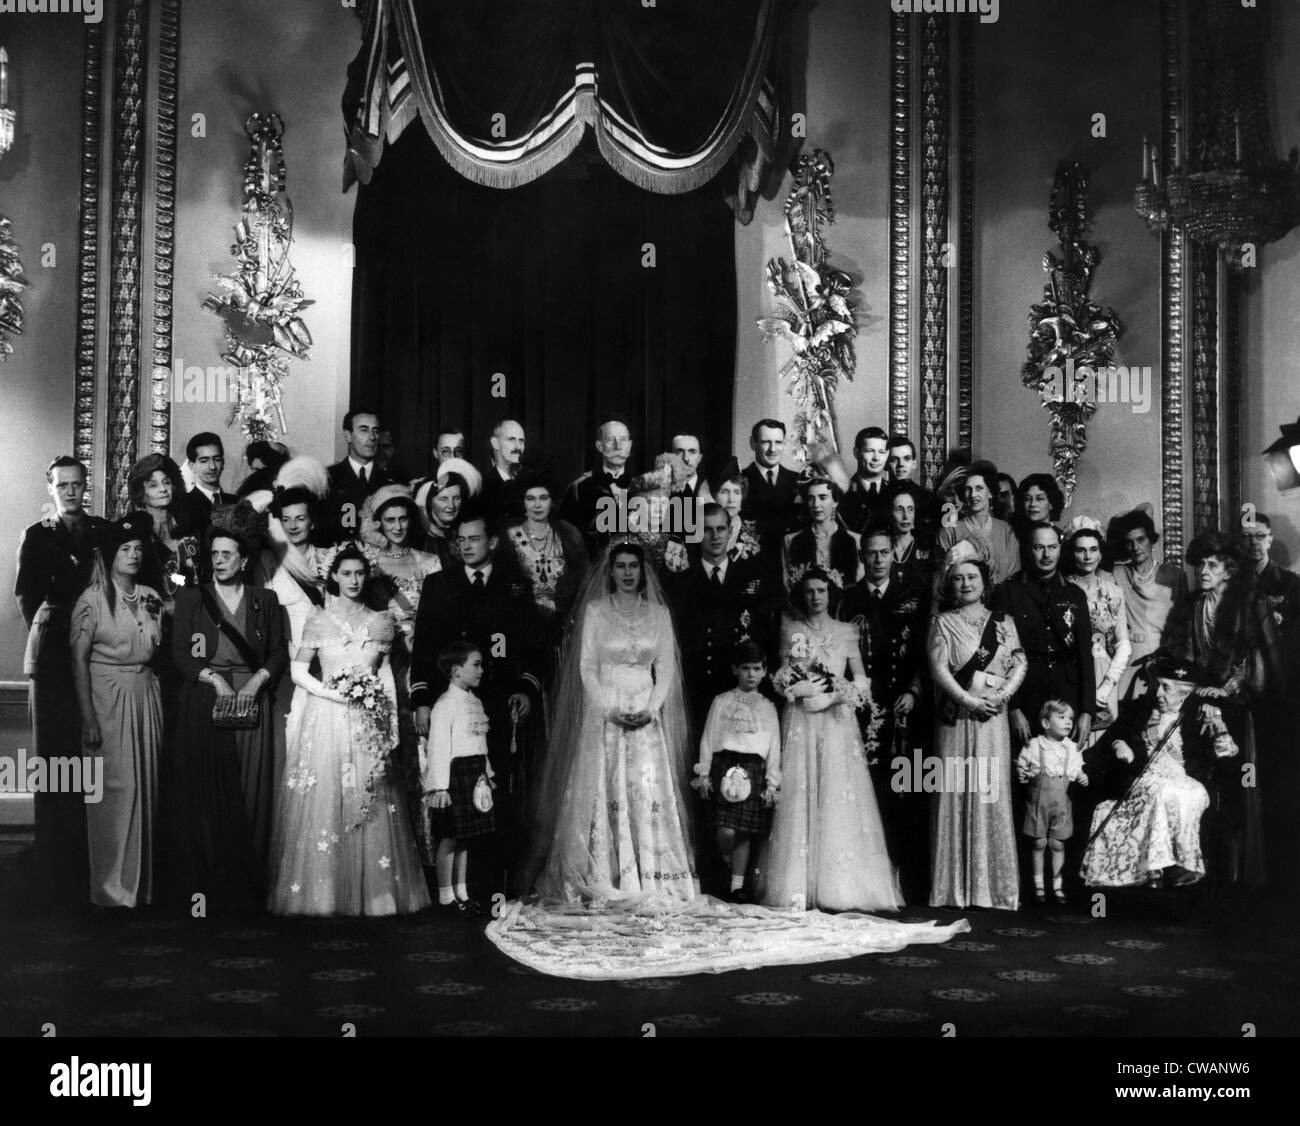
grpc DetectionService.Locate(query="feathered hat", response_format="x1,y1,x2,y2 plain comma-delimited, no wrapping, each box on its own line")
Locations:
209,499,268,556
414,457,483,534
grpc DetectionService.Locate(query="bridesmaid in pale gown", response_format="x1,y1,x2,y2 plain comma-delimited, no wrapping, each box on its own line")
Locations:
760,568,903,912
268,547,430,916
927,543,1026,910
69,512,163,909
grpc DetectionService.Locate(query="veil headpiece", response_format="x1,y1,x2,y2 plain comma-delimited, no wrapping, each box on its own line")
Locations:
521,540,696,902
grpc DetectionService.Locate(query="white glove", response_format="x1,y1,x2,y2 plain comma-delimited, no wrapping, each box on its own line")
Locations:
291,661,347,703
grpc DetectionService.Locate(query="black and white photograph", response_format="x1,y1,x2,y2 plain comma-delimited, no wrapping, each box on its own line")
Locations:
0,0,1295,1099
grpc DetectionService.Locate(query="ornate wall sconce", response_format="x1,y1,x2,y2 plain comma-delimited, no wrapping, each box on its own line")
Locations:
0,215,28,362
202,112,313,440
1019,162,1124,504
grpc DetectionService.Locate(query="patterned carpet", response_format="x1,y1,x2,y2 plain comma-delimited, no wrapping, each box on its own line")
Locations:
2,836,1295,1038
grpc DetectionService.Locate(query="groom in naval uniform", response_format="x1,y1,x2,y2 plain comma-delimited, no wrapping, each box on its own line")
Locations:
410,512,543,898
668,504,769,736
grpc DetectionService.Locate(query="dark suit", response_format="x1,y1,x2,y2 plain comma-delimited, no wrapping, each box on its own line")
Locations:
480,465,526,527
840,475,890,534
840,575,930,897
323,460,395,542
14,514,108,900
740,463,801,546
559,467,634,557
176,486,236,536
410,563,544,892
668,555,769,733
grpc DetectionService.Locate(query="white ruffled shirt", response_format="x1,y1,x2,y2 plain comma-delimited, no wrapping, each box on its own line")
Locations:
423,683,494,792
697,688,782,789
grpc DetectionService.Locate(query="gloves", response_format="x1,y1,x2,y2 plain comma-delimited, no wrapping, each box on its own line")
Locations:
291,661,347,703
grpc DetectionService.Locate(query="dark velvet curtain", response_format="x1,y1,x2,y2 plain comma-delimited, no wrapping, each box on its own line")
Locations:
350,127,737,485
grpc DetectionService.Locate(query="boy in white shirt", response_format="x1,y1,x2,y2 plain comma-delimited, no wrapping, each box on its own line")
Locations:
423,640,495,915
693,640,781,903
1017,698,1089,904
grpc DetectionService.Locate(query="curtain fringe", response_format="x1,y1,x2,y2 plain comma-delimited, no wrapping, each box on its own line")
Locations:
347,0,783,209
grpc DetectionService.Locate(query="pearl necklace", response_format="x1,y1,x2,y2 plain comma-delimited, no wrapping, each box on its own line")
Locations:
381,545,411,559
120,587,140,604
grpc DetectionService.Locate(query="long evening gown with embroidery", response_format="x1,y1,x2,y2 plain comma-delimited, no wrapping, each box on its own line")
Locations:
535,598,698,903
758,616,903,912
268,607,430,916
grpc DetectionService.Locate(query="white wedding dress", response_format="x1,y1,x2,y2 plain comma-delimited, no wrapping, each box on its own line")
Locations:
484,559,969,980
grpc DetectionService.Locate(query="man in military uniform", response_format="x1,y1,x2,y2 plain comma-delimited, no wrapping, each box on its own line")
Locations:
992,521,1095,890
669,504,768,737
13,456,109,905
839,528,930,898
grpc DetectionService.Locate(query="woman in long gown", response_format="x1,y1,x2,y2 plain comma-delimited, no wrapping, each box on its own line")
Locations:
532,541,697,903
760,568,902,912
169,505,287,913
928,543,1026,910
69,512,163,909
269,546,430,916
1110,508,1187,700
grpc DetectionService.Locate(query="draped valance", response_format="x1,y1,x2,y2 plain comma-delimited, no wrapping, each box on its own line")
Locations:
342,0,787,222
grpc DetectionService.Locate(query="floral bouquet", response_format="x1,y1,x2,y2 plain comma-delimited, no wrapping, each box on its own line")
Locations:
325,666,395,829
771,631,868,712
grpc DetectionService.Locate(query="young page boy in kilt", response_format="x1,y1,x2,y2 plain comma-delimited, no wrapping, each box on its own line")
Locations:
422,641,496,915
692,640,781,903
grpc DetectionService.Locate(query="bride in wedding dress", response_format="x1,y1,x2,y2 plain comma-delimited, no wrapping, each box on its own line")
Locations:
484,540,969,979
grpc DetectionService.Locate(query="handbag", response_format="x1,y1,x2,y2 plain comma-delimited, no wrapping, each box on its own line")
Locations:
212,692,261,729
199,586,265,730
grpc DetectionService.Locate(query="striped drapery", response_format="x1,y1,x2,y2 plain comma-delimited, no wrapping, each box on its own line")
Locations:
342,0,787,222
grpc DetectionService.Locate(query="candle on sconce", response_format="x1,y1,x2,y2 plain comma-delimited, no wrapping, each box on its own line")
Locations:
1142,135,1151,181
1,47,9,108
1235,112,1243,163
1173,114,1182,168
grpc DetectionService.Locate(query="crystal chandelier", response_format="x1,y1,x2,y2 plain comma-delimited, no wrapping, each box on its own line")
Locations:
1133,0,1300,268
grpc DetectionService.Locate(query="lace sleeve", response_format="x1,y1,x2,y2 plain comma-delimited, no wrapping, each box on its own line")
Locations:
300,607,330,652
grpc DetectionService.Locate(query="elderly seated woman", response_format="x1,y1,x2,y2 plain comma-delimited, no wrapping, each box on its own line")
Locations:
1080,656,1228,889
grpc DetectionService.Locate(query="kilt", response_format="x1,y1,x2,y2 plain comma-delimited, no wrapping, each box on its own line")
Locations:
1022,775,1073,840
429,756,496,842
709,752,773,835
